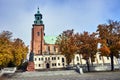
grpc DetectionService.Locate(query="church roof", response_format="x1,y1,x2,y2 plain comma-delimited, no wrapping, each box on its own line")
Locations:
44,36,57,44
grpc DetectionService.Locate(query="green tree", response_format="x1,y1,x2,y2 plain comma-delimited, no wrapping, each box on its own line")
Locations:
97,20,120,71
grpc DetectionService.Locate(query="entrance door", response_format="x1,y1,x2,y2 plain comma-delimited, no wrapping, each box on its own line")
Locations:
46,63,50,68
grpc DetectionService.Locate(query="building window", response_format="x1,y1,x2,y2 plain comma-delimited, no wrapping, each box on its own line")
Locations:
48,57,50,60
39,58,40,61
37,32,40,36
58,63,60,66
52,63,54,66
99,56,101,60
62,58,64,62
52,57,54,60
77,63,80,65
54,57,56,60
62,63,64,66
55,63,56,66
45,57,47,60
107,57,109,60
41,57,43,61
39,64,40,67
58,57,59,60
77,56,79,61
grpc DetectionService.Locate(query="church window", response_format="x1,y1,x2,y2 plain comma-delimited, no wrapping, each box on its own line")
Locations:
48,46,50,52
37,17,39,20
40,21,43,24
37,32,40,36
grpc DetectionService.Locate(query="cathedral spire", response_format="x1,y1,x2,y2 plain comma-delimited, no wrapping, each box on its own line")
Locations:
34,7,43,25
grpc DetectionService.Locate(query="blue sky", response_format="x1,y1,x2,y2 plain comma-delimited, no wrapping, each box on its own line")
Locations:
0,0,120,46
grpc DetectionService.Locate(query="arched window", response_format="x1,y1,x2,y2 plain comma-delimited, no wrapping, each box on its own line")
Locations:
62,58,64,62
37,17,39,20
48,46,50,52
77,56,79,61
37,32,40,36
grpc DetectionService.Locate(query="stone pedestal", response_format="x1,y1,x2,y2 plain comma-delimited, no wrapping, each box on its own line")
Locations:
27,62,35,71
76,65,83,74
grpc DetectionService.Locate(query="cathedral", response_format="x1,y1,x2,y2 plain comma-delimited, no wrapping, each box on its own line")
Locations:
29,8,119,70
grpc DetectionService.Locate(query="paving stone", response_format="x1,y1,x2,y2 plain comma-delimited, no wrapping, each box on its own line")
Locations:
3,71,120,80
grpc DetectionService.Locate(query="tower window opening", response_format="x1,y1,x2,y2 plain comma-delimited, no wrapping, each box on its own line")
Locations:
37,32,40,36
37,17,39,20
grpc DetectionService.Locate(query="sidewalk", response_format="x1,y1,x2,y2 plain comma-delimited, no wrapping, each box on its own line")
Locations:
3,71,120,80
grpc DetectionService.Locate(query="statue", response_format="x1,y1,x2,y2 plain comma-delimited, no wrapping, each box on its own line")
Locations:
29,51,34,62
27,51,35,71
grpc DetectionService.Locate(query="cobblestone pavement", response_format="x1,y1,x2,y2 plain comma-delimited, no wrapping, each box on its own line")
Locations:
3,71,120,80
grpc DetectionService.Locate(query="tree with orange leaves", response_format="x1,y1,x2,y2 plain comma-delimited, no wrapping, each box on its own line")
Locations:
75,31,98,72
97,20,120,71
56,29,77,65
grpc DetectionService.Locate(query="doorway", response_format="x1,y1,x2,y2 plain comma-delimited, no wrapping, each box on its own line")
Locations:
46,63,50,68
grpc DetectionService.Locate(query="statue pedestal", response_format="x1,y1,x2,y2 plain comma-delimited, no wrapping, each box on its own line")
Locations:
27,62,35,71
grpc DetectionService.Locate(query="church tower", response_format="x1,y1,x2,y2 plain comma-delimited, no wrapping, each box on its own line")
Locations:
31,8,44,55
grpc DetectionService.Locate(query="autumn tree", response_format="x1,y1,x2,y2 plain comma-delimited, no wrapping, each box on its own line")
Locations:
56,29,77,65
97,20,120,71
11,38,28,66
0,31,28,68
0,31,13,67
75,32,98,72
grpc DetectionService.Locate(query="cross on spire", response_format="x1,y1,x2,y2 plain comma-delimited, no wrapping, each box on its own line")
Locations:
37,7,40,13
